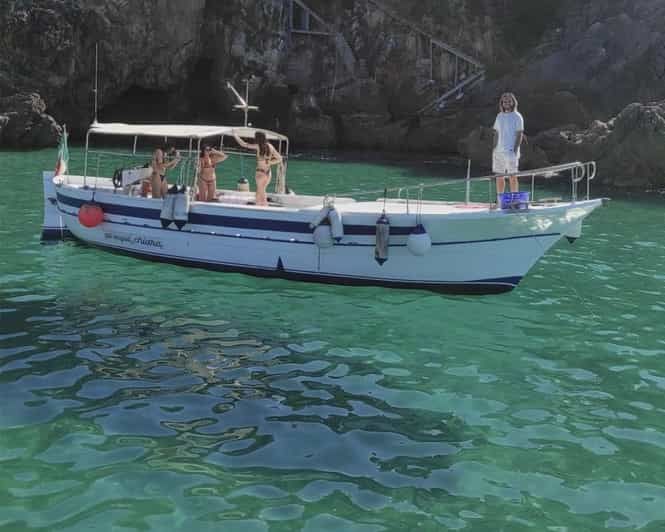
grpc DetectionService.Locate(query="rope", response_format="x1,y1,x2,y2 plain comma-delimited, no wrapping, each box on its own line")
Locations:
274,162,287,194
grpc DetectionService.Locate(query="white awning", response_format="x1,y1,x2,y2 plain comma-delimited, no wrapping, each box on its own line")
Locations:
87,122,288,142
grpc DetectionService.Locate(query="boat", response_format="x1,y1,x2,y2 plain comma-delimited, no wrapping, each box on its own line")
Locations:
41,120,605,295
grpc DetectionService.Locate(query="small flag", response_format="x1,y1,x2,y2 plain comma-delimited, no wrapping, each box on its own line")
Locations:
55,125,69,176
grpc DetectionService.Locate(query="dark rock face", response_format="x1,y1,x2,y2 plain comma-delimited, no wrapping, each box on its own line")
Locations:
0,0,661,186
0,93,61,147
604,103,665,187
288,94,336,148
531,102,665,188
0,0,208,129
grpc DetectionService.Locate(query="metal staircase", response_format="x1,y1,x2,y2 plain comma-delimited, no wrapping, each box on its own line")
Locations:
271,0,484,113
365,0,485,115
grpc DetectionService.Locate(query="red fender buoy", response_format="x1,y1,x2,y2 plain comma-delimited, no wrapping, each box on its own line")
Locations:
78,203,104,228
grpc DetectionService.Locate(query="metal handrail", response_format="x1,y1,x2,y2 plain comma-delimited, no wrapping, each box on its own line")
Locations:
418,70,485,115
336,161,598,203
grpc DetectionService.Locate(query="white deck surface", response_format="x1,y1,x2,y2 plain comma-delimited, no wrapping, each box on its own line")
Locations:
57,175,581,216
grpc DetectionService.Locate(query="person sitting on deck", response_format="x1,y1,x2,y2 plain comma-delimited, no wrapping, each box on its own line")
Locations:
150,145,181,199
197,145,228,202
232,130,283,206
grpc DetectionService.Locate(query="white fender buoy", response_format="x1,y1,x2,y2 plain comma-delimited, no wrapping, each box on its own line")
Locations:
375,213,390,265
160,189,177,228
407,223,432,256
309,207,331,229
237,178,250,192
565,220,583,243
173,186,190,230
313,225,334,248
329,207,344,242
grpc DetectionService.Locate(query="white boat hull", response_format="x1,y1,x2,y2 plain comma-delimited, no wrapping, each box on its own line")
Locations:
46,177,603,295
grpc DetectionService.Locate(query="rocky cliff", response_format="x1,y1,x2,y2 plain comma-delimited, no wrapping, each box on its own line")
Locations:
1,0,663,186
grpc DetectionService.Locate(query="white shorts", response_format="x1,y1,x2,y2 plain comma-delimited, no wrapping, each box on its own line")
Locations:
493,151,519,175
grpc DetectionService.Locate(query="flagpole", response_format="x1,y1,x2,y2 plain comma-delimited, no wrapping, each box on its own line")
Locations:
93,43,99,124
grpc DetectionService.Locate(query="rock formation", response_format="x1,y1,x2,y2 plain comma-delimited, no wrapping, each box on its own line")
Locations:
0,0,662,186
531,101,665,188
0,93,61,147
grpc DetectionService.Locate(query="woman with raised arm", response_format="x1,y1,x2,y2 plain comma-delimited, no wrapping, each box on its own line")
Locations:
197,144,228,202
150,145,181,199
232,130,283,206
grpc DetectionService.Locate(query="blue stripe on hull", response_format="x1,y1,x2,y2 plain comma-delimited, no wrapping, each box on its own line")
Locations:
59,206,563,250
55,192,414,236
71,238,521,295
56,193,561,246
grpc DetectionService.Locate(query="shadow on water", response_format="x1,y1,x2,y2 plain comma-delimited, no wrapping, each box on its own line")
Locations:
1,277,472,476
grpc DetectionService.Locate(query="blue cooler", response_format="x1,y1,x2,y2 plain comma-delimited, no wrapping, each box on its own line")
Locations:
499,191,530,211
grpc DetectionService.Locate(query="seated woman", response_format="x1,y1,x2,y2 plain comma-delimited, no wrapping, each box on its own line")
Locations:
198,145,228,202
150,145,181,199
232,130,283,206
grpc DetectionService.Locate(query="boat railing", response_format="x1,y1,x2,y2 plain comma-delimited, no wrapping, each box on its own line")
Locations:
80,150,199,189
364,160,598,208
75,146,289,193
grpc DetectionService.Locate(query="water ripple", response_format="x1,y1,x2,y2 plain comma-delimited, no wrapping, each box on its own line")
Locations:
2,155,665,530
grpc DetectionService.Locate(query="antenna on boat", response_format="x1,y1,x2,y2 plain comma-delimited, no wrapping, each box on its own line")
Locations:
93,43,99,124
227,79,259,127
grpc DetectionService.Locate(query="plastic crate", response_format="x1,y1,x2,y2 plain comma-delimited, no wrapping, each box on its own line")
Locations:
499,191,530,211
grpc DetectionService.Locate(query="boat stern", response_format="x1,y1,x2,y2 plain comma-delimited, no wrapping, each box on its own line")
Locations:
41,172,69,241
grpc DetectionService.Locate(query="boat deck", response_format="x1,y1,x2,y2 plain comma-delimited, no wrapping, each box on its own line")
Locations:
55,175,576,216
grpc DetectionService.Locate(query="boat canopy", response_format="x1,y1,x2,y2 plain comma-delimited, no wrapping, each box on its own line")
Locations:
87,122,289,142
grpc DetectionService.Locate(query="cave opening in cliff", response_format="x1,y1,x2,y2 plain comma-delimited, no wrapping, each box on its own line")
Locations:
185,57,230,123
100,86,173,124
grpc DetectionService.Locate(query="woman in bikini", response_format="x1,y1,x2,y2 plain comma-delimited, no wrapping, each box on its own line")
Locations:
150,146,181,199
233,130,283,206
198,145,228,202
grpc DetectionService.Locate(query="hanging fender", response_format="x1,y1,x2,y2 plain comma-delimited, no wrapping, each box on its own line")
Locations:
160,186,178,229
564,220,583,244
78,202,104,228
313,225,334,248
173,186,191,230
328,207,344,242
112,168,123,189
374,213,390,265
310,206,344,245
309,207,331,229
407,223,432,256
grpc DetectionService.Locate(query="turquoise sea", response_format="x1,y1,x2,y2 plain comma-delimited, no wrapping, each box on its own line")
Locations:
1,148,665,531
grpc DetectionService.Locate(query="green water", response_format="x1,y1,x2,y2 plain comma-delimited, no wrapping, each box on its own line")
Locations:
1,148,665,531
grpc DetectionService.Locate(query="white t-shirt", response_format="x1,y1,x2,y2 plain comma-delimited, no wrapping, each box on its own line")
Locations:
493,111,524,157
